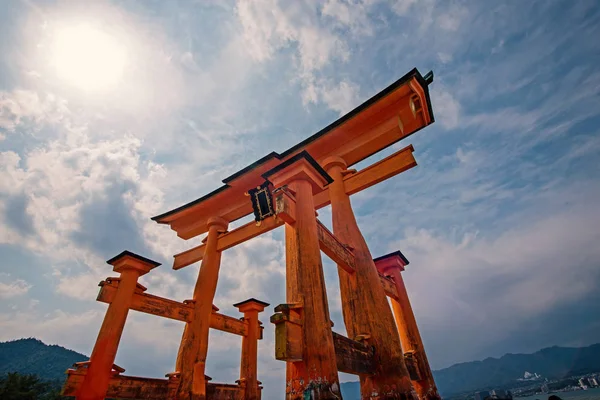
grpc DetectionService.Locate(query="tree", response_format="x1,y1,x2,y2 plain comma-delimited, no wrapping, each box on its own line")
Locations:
0,372,65,400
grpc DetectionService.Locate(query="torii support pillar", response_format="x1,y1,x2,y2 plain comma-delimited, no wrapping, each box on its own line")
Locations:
374,252,440,400
323,156,415,400
177,216,229,400
265,152,342,399
235,298,269,400
76,251,160,400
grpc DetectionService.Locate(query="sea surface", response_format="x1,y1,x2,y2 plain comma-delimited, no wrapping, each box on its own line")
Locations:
515,388,600,400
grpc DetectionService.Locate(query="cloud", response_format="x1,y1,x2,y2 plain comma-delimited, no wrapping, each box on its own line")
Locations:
0,308,102,355
0,90,69,133
0,274,31,299
302,78,360,114
431,87,460,130
236,0,349,71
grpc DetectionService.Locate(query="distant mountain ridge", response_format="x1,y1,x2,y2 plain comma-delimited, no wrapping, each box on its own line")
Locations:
0,338,87,382
432,343,600,395
1,338,599,398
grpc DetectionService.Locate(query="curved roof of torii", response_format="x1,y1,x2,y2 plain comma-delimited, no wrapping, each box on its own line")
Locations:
152,67,434,239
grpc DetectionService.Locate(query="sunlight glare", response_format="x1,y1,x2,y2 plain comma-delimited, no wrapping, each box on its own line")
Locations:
51,23,127,91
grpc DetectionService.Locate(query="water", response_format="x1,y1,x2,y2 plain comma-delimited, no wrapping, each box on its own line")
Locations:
515,388,600,400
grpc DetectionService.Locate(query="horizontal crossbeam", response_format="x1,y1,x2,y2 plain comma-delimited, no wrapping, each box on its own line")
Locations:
316,220,356,273
332,331,375,375
97,280,248,336
313,144,417,208
63,369,244,400
173,216,284,270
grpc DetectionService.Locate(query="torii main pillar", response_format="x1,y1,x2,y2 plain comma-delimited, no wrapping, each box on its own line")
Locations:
265,153,342,399
323,156,415,400
176,216,229,400
375,252,440,400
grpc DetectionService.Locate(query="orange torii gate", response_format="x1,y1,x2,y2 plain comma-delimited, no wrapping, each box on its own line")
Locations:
62,68,440,400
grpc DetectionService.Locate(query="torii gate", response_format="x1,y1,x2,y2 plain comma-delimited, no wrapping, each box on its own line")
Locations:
61,68,440,400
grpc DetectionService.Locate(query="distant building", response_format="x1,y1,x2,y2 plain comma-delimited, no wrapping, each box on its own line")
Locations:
589,377,599,387
475,389,512,400
475,391,490,400
579,378,589,389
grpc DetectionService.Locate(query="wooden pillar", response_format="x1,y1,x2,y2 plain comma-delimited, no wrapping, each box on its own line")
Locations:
234,298,269,400
77,251,160,400
176,216,229,400
265,152,342,399
322,156,415,400
375,253,440,400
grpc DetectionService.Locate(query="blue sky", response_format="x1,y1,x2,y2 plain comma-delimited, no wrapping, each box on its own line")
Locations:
1,0,600,397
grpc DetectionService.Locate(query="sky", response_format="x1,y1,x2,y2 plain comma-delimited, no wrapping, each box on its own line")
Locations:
1,0,600,397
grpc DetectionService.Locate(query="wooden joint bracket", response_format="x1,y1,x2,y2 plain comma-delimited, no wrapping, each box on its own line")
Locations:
274,187,297,225
354,334,371,344
404,350,424,381
270,303,303,362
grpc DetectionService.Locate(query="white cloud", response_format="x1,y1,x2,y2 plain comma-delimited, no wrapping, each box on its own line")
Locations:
302,78,360,115
321,0,374,36
0,90,70,133
0,308,103,355
432,87,460,130
235,0,357,114
320,80,360,115
0,274,32,299
391,0,418,16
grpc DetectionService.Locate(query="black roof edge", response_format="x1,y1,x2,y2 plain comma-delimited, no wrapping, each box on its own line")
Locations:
233,298,270,308
106,250,162,267
152,67,433,222
262,150,334,185
373,250,410,265
222,151,282,184
414,70,435,124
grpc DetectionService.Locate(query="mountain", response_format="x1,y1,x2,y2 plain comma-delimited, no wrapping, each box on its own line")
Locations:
2,338,599,398
433,343,600,395
0,338,87,382
341,343,600,398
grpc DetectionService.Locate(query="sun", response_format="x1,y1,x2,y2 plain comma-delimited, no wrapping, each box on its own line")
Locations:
51,23,127,92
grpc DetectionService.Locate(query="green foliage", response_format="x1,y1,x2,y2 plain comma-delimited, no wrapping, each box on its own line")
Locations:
0,372,65,400
0,338,87,382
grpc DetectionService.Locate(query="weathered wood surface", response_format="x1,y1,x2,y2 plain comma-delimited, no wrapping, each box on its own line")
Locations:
379,273,399,300
316,220,356,274
270,304,303,362
332,332,375,375
273,187,296,225
63,369,243,400
267,160,342,398
376,253,442,399
173,216,284,270
206,383,245,400
97,281,249,336
325,156,417,398
404,350,424,382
